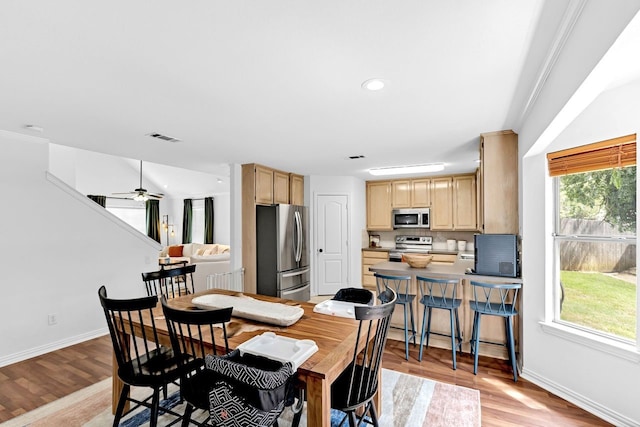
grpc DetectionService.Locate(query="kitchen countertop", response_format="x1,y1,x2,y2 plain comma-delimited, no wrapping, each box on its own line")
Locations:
362,247,392,252
369,260,522,284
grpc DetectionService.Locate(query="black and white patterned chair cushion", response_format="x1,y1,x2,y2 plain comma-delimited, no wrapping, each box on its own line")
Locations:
205,350,296,427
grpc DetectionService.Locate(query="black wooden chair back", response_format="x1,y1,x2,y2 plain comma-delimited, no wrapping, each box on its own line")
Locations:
98,285,183,427
142,264,196,298
161,297,233,426
331,288,396,427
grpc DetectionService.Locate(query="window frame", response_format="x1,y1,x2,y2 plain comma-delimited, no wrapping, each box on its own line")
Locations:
552,167,637,346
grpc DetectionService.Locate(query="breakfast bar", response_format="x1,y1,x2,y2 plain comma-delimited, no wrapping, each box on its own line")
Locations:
369,258,523,360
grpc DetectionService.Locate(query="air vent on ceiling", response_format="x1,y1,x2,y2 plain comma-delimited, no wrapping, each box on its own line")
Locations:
147,132,181,143
348,155,365,159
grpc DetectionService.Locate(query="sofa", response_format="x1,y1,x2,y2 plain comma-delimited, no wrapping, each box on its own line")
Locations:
159,243,231,292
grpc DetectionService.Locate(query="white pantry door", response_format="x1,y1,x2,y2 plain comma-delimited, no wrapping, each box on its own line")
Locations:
316,194,349,296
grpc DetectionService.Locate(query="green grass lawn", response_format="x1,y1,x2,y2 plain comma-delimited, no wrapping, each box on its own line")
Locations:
560,271,637,340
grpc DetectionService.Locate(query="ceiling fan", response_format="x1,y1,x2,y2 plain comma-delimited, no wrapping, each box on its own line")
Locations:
113,160,164,201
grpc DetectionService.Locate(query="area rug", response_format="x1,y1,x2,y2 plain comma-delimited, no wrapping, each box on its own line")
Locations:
2,369,480,427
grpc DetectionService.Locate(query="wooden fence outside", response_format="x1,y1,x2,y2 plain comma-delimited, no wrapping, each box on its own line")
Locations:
559,218,636,272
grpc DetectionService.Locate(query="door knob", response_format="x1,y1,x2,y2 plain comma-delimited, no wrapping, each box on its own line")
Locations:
318,249,323,253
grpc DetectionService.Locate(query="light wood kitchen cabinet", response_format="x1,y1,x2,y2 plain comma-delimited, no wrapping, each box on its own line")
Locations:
367,181,392,230
273,170,290,204
242,163,305,293
289,173,304,206
391,180,411,208
430,177,453,230
361,250,388,292
452,175,477,230
430,175,476,230
254,165,274,205
411,178,431,207
479,130,518,234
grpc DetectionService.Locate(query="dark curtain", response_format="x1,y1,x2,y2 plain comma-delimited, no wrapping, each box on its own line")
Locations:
182,198,193,244
146,199,161,243
204,196,214,244
87,195,106,207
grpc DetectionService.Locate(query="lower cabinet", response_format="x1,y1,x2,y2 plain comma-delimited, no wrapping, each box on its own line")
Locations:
361,250,388,292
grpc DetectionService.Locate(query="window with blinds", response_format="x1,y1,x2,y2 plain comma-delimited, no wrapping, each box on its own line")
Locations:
547,134,636,176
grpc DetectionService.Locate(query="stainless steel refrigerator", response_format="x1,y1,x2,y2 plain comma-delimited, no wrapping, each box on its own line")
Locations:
256,204,310,301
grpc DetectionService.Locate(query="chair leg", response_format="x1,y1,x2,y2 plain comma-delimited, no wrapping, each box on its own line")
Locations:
348,411,358,427
113,384,130,427
454,308,462,351
368,401,380,427
403,304,410,360
408,302,417,346
507,316,518,382
149,388,161,427
425,307,433,349
473,313,481,375
418,305,428,361
449,309,457,370
181,403,194,427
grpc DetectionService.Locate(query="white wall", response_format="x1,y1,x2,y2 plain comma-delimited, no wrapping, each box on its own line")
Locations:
0,130,161,366
307,175,366,295
518,4,640,425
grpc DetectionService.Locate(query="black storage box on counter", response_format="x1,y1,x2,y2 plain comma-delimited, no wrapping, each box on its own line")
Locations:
474,234,519,278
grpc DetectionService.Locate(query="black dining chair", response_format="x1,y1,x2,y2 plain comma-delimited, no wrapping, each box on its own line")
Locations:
469,280,522,382
161,296,233,427
98,286,184,427
291,288,396,427
142,264,196,298
416,276,462,369
374,272,416,360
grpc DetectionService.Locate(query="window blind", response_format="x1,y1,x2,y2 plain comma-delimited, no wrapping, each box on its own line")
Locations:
547,134,636,177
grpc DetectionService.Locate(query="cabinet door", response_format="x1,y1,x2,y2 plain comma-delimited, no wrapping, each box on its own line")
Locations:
481,131,519,234
430,177,453,230
453,175,477,230
391,180,411,208
411,178,431,207
289,173,304,206
273,170,290,204
366,181,392,230
255,165,274,205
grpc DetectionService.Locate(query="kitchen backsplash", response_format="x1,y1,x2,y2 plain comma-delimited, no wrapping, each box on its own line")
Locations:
365,229,477,251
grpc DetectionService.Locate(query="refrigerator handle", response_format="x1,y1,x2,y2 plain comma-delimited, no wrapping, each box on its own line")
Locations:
294,210,302,263
281,268,310,278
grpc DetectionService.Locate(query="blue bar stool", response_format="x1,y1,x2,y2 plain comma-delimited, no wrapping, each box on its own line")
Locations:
374,272,416,360
416,276,462,369
469,280,522,382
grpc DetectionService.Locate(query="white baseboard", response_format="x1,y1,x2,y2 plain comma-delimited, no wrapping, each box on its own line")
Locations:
521,368,638,427
0,328,109,368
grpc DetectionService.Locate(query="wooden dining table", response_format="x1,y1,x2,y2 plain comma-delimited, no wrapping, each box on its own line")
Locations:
111,289,377,427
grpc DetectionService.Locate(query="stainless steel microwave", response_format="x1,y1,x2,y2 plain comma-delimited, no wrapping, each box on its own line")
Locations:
392,208,430,229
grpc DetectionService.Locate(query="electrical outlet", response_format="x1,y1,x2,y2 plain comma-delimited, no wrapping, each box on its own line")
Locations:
48,314,57,325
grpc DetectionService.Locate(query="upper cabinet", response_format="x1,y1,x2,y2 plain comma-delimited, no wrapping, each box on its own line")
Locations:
391,179,431,208
430,177,453,230
452,175,477,230
273,170,290,204
420,174,476,231
254,165,274,205
289,173,304,206
479,130,518,234
367,181,392,230
411,178,431,207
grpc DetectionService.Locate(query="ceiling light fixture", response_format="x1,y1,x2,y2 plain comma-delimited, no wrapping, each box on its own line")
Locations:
368,163,445,176
24,124,44,133
361,78,385,91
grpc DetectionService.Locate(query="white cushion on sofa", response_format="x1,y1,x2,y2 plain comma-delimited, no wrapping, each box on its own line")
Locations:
190,252,231,263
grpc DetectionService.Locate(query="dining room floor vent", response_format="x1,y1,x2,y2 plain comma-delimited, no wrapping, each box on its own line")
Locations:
147,132,181,143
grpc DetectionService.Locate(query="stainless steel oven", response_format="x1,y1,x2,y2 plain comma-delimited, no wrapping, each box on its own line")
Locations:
392,208,430,229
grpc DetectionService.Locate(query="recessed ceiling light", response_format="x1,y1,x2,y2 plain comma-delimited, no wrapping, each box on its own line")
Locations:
369,163,445,176
217,178,223,184
361,78,385,91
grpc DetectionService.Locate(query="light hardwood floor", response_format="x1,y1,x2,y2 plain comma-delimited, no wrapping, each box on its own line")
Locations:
0,335,612,426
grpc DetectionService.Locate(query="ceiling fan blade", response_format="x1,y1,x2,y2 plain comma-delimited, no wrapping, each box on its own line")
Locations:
112,192,136,195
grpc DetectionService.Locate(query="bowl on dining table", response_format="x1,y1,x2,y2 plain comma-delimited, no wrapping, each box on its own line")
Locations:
401,253,433,268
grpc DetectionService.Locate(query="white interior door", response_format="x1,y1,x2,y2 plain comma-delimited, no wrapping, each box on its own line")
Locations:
316,194,349,296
